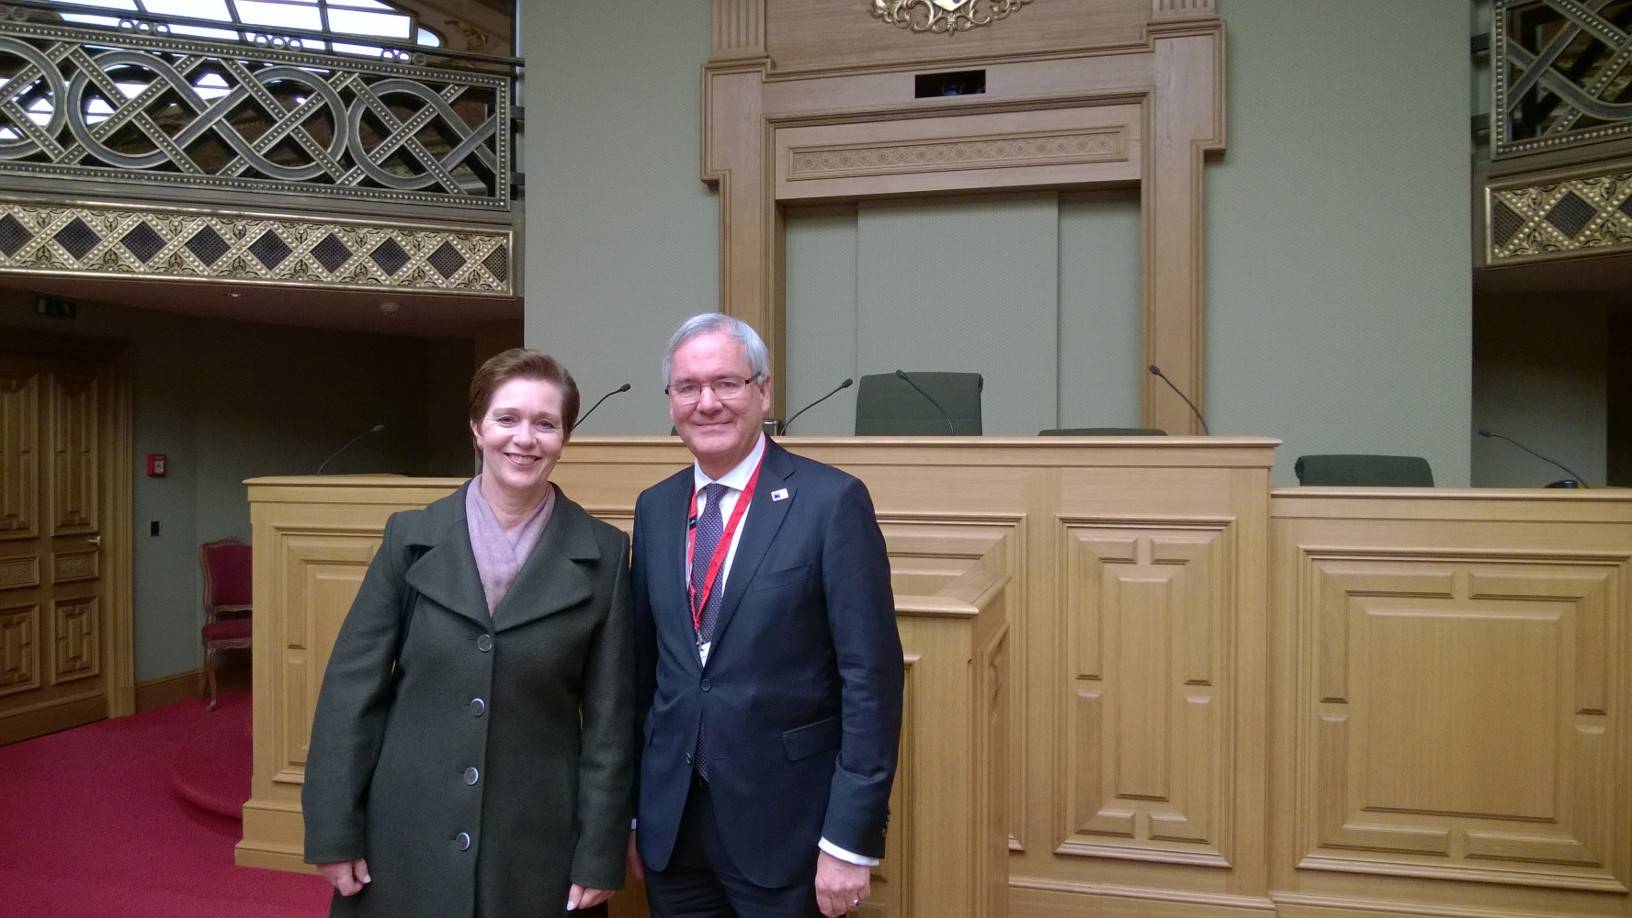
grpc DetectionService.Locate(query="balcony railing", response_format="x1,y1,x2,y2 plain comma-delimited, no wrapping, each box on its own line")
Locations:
0,0,515,213
1483,0,1632,267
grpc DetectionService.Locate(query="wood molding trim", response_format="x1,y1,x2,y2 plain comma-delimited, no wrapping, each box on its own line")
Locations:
701,0,1226,432
135,668,201,713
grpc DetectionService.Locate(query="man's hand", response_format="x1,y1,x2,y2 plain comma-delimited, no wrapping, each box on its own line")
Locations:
814,850,870,916
567,884,615,910
317,857,370,896
626,831,645,882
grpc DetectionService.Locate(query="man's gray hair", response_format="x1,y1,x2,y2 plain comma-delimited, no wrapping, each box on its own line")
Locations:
661,313,771,385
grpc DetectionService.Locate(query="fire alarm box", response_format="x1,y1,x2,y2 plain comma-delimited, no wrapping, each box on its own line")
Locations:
146,454,167,477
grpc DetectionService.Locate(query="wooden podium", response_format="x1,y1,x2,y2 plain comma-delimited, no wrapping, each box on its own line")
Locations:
235,438,1632,917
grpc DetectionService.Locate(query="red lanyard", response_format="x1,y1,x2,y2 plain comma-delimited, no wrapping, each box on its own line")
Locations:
686,457,763,637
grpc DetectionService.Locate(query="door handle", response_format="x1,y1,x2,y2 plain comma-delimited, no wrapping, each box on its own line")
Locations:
86,535,101,547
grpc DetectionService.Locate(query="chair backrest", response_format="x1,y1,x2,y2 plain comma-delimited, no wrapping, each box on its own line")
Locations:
854,372,983,435
1293,454,1434,486
1039,427,1167,436
200,539,253,612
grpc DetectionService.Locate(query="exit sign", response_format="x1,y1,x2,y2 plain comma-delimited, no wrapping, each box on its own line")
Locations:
35,296,76,319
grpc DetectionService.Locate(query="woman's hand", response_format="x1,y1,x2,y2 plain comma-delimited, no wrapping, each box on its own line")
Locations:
318,857,371,896
567,884,615,910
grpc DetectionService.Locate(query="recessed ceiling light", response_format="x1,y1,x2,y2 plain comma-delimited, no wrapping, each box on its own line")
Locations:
379,300,401,314
227,292,241,298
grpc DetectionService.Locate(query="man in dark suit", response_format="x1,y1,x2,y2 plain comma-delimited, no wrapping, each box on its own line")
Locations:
629,313,903,917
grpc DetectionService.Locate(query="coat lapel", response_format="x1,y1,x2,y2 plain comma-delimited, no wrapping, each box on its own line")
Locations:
708,440,797,655
493,487,599,633
402,482,491,632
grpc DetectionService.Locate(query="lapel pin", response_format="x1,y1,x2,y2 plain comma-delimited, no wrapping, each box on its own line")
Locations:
771,488,789,502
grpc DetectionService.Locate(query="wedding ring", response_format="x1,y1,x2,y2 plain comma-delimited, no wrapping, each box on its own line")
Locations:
851,899,861,909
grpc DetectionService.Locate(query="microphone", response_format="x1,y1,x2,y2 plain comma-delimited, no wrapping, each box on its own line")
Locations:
1148,365,1210,435
894,369,956,434
778,377,853,435
1477,428,1588,488
575,383,631,429
317,424,385,475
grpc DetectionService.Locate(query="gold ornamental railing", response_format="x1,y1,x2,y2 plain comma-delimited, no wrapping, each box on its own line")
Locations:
0,0,518,297
1483,0,1632,267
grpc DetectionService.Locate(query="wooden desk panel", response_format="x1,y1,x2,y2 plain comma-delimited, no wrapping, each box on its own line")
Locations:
1270,488,1632,918
236,441,1632,916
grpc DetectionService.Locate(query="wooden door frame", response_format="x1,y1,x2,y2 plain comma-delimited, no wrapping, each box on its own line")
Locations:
3,328,135,717
703,0,1225,434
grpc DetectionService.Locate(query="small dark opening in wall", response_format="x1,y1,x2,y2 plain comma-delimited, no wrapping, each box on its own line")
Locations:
915,69,985,98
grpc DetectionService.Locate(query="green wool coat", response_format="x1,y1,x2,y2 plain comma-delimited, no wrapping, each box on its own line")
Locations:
303,482,635,918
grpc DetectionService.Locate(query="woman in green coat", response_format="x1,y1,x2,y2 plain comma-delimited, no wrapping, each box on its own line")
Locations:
303,349,634,918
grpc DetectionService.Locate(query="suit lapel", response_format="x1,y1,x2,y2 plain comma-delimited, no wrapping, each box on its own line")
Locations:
493,488,599,633
648,471,702,675
403,483,491,632
708,440,797,655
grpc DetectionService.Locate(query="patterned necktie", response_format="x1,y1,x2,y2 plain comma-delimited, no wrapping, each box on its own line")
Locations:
690,482,730,649
690,482,729,780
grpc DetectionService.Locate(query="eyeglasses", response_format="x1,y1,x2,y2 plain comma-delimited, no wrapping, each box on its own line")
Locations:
664,375,761,404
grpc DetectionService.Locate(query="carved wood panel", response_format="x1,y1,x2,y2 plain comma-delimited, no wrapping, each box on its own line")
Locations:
52,550,98,584
50,373,98,535
877,512,1027,851
0,603,39,695
1058,519,1234,866
52,596,99,683
1298,554,1630,893
0,556,39,590
275,531,380,784
0,370,38,540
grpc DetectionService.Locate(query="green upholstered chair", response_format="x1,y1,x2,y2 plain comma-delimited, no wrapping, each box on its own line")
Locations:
1039,427,1166,436
854,372,983,435
1293,454,1434,486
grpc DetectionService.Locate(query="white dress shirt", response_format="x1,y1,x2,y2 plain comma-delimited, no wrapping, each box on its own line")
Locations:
685,434,878,868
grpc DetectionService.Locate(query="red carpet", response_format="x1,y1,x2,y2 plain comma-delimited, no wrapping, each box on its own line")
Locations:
169,694,252,820
0,690,331,917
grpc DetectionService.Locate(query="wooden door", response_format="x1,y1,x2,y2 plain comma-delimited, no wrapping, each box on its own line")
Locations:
0,353,111,744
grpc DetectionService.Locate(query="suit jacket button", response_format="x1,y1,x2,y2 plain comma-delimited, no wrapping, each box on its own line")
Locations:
455,832,472,851
470,697,485,716
684,753,693,766
464,766,479,786
476,634,493,653
700,679,711,692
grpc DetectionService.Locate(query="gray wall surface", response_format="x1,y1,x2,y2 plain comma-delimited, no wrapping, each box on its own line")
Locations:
1,295,468,681
521,0,718,436
1206,0,1473,483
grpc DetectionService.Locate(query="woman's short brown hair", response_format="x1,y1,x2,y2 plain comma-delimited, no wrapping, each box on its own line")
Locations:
468,348,582,434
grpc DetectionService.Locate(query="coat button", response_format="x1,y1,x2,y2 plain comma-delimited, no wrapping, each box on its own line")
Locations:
684,752,693,766
470,697,485,717
464,766,480,786
700,679,711,692
455,832,471,851
476,634,493,653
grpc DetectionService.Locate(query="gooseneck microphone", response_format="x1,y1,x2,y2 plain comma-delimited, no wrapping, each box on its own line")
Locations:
575,383,631,429
1148,365,1210,435
1478,428,1588,488
317,423,385,475
894,369,956,434
778,378,853,435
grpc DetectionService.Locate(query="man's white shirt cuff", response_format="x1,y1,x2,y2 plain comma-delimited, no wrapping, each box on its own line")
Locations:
818,837,880,867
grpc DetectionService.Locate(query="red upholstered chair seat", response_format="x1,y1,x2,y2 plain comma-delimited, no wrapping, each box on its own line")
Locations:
201,617,252,642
